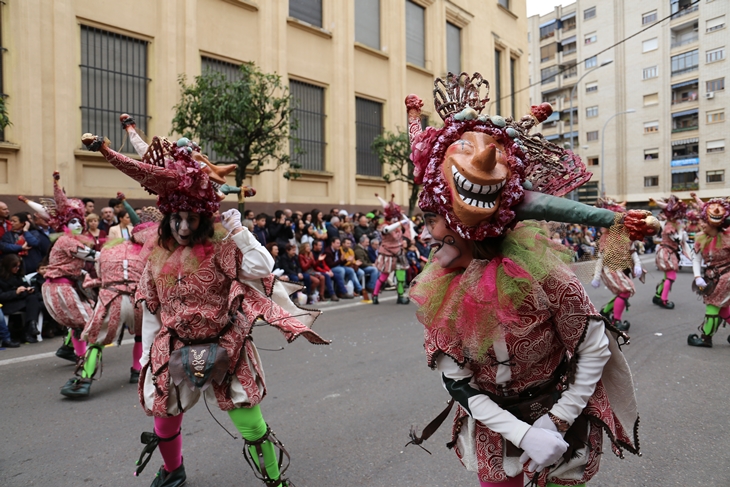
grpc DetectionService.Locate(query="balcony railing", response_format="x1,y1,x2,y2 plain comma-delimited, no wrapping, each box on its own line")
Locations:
672,4,698,20
671,65,698,76
672,181,699,191
671,34,698,48
671,93,698,104
672,124,699,133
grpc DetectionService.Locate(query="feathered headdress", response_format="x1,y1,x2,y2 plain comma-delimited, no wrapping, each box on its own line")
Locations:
19,172,86,232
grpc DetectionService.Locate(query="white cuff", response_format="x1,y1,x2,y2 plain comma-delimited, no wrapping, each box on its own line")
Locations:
233,229,274,279
140,307,162,368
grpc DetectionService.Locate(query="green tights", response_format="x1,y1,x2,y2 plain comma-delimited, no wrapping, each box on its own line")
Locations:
228,405,281,486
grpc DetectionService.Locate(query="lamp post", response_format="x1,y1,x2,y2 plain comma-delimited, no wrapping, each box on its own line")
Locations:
568,59,613,149
600,109,635,197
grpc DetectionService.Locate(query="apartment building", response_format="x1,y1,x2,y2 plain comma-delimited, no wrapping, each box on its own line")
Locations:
528,0,728,207
0,0,528,214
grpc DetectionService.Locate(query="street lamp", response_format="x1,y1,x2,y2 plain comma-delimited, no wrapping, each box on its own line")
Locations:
600,109,635,197
568,59,613,149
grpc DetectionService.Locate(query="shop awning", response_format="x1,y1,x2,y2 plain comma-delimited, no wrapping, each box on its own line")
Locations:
671,167,699,174
671,137,699,146
544,111,560,122
560,12,576,21
561,36,576,45
672,108,699,118
671,79,698,89
540,19,557,28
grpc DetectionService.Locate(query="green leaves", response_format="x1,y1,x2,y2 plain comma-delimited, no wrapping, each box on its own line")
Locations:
171,62,299,186
0,97,11,132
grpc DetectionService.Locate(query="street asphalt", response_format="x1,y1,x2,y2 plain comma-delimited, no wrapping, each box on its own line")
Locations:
0,254,728,486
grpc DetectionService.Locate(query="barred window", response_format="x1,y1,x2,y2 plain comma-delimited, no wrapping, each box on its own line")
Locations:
290,0,322,28
406,0,426,67
355,97,383,176
355,0,380,49
290,80,326,171
80,26,149,152
200,57,242,162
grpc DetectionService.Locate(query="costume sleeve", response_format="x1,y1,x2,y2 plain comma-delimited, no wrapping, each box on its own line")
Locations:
436,354,531,447
232,228,274,279
381,221,402,235
140,306,162,368
592,253,603,281
680,230,692,259
549,317,610,425
692,249,703,279
122,200,140,225
631,250,641,268
72,245,98,262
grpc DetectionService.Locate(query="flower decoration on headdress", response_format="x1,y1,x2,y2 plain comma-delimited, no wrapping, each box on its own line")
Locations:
375,193,403,221
686,209,700,223
19,172,86,232
651,195,687,222
406,72,592,240
81,133,238,217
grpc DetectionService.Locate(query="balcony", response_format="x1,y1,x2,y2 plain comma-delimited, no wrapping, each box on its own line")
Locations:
671,34,698,48
672,124,698,133
671,65,698,76
672,4,698,20
672,181,699,191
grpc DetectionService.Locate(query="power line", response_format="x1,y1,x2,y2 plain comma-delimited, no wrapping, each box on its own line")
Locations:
505,0,701,102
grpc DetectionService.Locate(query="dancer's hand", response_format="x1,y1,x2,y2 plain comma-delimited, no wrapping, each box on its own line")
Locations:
221,209,243,235
695,277,707,289
633,265,642,278
591,279,600,288
518,425,568,472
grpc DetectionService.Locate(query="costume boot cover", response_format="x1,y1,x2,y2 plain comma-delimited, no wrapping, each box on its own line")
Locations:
60,343,102,398
688,305,725,347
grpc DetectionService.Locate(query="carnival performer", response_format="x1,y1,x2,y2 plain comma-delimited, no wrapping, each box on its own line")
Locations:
79,206,162,386
650,195,690,309
404,73,655,487
372,194,412,305
687,196,730,348
82,132,328,487
591,198,644,332
21,175,100,397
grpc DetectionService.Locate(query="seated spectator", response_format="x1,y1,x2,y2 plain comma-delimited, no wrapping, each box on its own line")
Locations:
107,210,134,240
326,216,341,244
298,242,325,303
324,237,363,299
279,243,311,293
340,222,356,246
266,242,285,277
268,210,294,248
0,308,19,348
0,254,43,343
311,240,338,301
368,238,380,264
295,220,315,248
353,214,372,244
310,209,328,242
340,238,366,299
0,212,49,274
354,235,380,294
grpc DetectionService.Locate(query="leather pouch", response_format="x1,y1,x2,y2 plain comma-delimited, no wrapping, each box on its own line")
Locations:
168,343,230,392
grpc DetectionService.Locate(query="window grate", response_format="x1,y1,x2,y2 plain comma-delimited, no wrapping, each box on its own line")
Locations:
290,80,326,172
80,26,150,152
355,97,383,177
200,57,243,162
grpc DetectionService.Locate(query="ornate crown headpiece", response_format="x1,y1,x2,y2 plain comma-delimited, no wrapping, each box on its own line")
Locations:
434,72,489,121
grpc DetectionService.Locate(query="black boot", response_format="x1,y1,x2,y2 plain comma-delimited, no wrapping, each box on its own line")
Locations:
372,295,379,305
24,321,39,344
150,463,186,487
612,319,630,332
56,344,77,362
60,377,92,398
687,333,712,348
652,296,674,309
397,295,410,305
130,367,140,384
1,339,20,348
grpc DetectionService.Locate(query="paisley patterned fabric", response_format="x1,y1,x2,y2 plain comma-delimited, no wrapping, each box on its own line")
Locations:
655,222,680,272
44,234,93,280
695,228,730,307
136,234,326,417
82,240,147,345
424,270,638,486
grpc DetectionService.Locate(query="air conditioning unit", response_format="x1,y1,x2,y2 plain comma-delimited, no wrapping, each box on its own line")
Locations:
706,92,715,99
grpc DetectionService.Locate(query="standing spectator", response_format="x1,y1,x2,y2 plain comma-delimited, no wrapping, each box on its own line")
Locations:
82,198,95,216
108,197,124,217
34,212,52,237
324,237,362,299
354,214,372,244
311,240,338,301
107,210,134,240
243,209,255,221
354,235,380,295
98,206,117,233
268,210,294,248
0,213,48,274
0,253,43,343
298,242,325,303
253,213,269,245
0,201,11,241
84,213,107,250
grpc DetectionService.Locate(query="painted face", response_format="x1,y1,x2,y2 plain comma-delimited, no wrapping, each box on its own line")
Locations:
443,131,511,227
67,218,83,233
170,211,200,246
422,214,472,269
706,203,727,228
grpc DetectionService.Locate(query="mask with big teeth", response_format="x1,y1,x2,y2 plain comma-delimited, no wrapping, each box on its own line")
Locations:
444,132,510,227
702,199,730,228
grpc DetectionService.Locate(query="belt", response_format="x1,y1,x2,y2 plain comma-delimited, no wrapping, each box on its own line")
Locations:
48,277,74,284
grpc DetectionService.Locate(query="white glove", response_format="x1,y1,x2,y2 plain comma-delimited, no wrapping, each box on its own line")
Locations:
633,265,642,278
591,279,600,288
695,277,707,289
518,424,569,472
221,209,243,234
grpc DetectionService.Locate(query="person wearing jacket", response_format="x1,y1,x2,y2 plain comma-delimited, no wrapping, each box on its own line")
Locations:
0,212,49,274
0,253,42,343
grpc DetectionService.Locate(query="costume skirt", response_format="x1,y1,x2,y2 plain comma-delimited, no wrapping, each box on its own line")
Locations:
655,245,679,272
41,282,93,329
82,293,140,345
600,268,635,296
